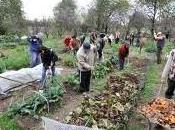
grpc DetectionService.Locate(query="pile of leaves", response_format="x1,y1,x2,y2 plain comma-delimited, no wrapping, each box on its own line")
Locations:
140,98,175,128
92,60,114,79
9,77,64,116
65,73,140,129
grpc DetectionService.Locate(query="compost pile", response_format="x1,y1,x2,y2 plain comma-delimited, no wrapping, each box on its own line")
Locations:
140,98,175,128
65,73,140,129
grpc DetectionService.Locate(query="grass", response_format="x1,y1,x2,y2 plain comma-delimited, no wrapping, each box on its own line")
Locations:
62,53,76,67
143,63,162,100
0,45,29,73
0,36,64,73
0,114,22,130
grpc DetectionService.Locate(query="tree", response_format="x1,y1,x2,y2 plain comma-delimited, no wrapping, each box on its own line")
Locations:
0,0,25,35
138,0,172,36
94,0,130,33
129,10,148,32
82,0,129,33
53,0,78,35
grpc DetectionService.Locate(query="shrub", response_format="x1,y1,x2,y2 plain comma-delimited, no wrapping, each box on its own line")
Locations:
144,40,156,53
62,54,76,67
64,74,79,87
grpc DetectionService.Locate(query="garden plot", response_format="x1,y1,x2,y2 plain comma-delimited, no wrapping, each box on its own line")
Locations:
39,57,149,130
0,64,63,94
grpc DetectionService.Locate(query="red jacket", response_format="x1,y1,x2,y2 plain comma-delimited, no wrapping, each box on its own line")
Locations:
64,37,71,48
118,44,129,59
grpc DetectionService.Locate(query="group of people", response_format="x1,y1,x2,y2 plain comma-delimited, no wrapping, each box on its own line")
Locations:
28,30,175,100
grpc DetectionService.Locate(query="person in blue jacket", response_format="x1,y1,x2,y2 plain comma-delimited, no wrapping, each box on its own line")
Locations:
28,34,43,67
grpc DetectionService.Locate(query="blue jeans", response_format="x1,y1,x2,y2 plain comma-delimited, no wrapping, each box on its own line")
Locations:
30,51,41,68
40,66,55,88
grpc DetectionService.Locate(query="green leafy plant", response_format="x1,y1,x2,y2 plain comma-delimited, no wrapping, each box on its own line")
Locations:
92,60,113,79
144,40,156,53
64,74,79,87
62,54,76,67
9,77,64,116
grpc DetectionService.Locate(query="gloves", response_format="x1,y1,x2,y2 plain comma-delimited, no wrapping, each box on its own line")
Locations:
86,65,94,70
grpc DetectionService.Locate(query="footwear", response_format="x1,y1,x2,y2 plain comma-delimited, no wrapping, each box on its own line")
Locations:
165,95,172,99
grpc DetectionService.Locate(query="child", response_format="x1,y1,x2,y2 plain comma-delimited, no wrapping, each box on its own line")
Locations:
39,46,58,88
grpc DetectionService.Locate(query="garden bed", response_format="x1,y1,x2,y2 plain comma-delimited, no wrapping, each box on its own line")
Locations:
64,57,149,130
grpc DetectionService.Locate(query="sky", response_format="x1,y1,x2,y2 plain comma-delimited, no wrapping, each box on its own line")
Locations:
22,0,92,20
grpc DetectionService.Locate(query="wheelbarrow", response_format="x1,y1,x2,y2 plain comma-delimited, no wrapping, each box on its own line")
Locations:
139,97,175,130
139,83,175,130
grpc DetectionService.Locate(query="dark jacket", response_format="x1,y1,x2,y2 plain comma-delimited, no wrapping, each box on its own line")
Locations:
97,38,105,50
40,48,58,68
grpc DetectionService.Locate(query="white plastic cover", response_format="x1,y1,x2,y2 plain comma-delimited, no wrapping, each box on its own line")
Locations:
42,117,101,130
0,64,63,94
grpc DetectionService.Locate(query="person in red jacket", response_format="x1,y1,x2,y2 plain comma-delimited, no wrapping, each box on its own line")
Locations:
118,41,129,70
64,36,72,49
64,35,80,55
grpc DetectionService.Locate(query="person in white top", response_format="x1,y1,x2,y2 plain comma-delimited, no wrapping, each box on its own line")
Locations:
77,42,96,93
161,49,175,99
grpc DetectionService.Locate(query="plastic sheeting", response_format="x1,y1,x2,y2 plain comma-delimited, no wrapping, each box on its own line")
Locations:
0,64,63,94
42,117,101,130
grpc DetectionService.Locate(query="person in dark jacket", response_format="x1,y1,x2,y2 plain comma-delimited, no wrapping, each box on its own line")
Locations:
39,46,58,88
90,31,97,44
97,34,105,61
118,42,129,70
28,35,43,67
154,32,165,64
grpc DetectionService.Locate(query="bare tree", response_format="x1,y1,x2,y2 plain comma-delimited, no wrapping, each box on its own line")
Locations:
138,0,172,36
53,0,78,36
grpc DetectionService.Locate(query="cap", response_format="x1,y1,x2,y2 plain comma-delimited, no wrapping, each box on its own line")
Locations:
157,32,162,36
83,42,91,50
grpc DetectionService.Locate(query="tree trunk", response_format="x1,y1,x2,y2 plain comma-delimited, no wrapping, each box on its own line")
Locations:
151,0,158,37
97,16,101,31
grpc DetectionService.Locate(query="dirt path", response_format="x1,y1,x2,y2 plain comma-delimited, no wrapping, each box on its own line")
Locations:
51,86,83,122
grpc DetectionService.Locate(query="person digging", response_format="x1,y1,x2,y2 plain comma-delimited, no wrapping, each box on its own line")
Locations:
118,41,130,70
77,42,95,93
39,46,58,89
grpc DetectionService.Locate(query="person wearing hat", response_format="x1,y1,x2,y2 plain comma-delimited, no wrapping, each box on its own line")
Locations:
118,41,130,70
28,34,43,68
154,32,165,64
77,42,95,93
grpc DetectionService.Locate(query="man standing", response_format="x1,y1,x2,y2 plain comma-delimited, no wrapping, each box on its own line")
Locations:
161,49,175,99
118,41,129,70
136,32,141,47
154,32,165,64
129,33,135,46
77,42,95,93
115,32,120,44
28,34,43,68
97,34,105,62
